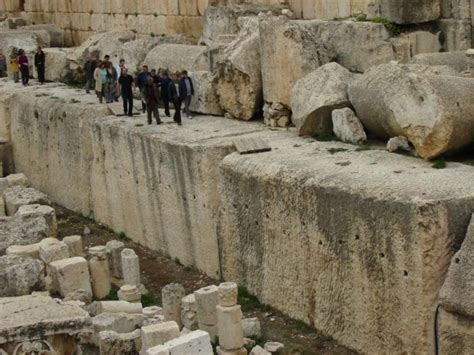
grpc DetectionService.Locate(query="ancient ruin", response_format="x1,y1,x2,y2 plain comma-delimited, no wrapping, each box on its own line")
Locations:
0,0,473,354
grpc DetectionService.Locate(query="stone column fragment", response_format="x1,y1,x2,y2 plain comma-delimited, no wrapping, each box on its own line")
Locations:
162,283,186,329
106,240,124,279
217,304,244,350
121,248,140,286
89,250,111,300
63,235,84,257
194,285,219,342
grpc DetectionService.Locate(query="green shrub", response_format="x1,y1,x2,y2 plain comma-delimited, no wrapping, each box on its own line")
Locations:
141,292,159,307
432,159,447,169
371,16,401,36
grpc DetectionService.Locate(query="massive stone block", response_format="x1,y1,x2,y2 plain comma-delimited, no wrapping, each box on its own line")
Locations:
259,15,330,106
349,64,474,160
380,0,441,24
410,51,468,72
143,44,211,73
0,255,45,297
189,71,224,116
218,135,474,354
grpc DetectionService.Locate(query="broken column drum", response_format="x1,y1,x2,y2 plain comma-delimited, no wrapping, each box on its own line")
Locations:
162,283,186,329
121,248,140,286
89,250,112,300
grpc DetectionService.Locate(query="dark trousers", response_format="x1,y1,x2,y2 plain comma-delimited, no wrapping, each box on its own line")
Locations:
163,97,170,116
85,77,95,93
20,65,29,85
36,64,45,83
122,92,133,116
147,101,161,124
173,99,182,124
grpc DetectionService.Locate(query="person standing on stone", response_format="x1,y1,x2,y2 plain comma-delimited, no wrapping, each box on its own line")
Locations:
168,71,182,126
17,49,29,86
105,63,118,104
9,49,19,83
137,65,150,113
160,70,172,117
84,55,98,94
93,61,106,104
34,47,46,84
0,51,6,77
142,76,162,125
118,68,135,117
179,70,194,119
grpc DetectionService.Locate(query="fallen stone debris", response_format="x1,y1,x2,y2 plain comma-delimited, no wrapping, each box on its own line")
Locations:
0,0,473,354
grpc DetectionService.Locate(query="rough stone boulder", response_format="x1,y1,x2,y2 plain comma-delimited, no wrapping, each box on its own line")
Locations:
215,17,262,120
0,214,52,253
290,63,353,136
16,204,57,238
380,0,441,24
0,254,45,296
189,71,224,116
0,30,50,60
302,20,394,73
439,214,474,318
410,51,468,73
143,44,211,74
43,48,70,83
332,108,367,144
348,64,474,159
22,24,65,47
259,15,330,106
3,186,51,216
201,4,283,45
70,31,137,64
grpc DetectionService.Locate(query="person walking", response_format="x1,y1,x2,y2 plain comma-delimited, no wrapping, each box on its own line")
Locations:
17,49,29,86
143,76,162,125
137,65,150,113
105,63,117,103
34,47,45,84
93,61,106,103
179,70,194,119
9,52,19,83
168,71,182,126
118,68,135,117
0,52,7,77
160,70,172,117
84,55,98,94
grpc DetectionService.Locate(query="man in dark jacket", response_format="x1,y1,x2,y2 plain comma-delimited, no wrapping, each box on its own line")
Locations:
143,76,162,125
34,47,45,84
179,70,194,119
160,70,172,117
168,72,182,126
118,68,135,117
137,65,150,113
84,55,97,93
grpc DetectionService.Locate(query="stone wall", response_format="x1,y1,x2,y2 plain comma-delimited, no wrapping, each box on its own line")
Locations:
2,82,474,353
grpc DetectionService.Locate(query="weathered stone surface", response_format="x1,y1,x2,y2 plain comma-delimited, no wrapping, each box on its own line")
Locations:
3,186,51,216
264,341,285,352
16,204,57,237
0,255,44,296
387,136,411,153
332,108,367,145
146,330,213,355
0,214,52,254
439,214,474,317
121,248,140,286
49,256,92,298
118,284,141,303
291,63,353,136
259,15,330,106
181,294,198,331
302,19,394,73
38,237,69,264
89,252,111,300
162,283,186,328
438,308,474,355
43,48,70,82
349,64,474,159
218,282,238,307
99,329,142,355
22,24,65,47
141,321,180,352
194,285,219,327
437,19,472,51
0,29,49,61
215,17,262,120
380,0,441,24
242,318,261,339
0,294,91,345
189,71,224,116
6,242,40,259
92,312,145,335
63,235,84,257
96,300,143,315
250,345,270,355
6,173,29,188
106,239,124,278
143,44,210,73
218,133,474,354
217,305,244,350
410,51,468,72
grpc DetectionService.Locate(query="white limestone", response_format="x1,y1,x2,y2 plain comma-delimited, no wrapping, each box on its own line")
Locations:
38,237,70,264
121,248,140,286
181,294,198,331
49,256,92,298
63,235,84,257
118,284,141,303
89,251,112,300
141,321,180,352
162,283,186,329
216,305,244,350
146,330,213,355
106,239,124,279
218,282,238,307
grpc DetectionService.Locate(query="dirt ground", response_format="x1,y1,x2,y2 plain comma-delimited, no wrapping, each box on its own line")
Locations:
56,204,356,355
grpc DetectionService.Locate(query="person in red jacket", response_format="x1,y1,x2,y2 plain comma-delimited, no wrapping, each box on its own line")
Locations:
17,49,29,86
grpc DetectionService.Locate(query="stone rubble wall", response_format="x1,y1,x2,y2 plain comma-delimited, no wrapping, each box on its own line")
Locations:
2,82,474,353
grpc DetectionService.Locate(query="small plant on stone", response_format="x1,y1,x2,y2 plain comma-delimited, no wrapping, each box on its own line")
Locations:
371,16,401,36
356,13,367,22
70,98,80,104
355,145,371,152
313,132,338,142
117,231,128,241
161,33,166,37
105,288,119,301
432,159,447,169
150,32,155,37
328,148,348,155
153,13,158,17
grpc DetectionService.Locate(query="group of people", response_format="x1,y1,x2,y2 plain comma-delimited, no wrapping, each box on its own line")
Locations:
84,55,195,126
7,47,46,86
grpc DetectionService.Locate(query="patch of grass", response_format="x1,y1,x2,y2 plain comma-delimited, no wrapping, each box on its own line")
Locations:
150,32,155,37
355,13,367,22
117,231,128,241
432,159,447,169
313,132,338,142
141,292,160,307
238,286,271,313
153,13,158,17
459,159,474,166
174,257,182,265
355,144,371,152
327,148,348,155
105,288,119,301
372,16,401,36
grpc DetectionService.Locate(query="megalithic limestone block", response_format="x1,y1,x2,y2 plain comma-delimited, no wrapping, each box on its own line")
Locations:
380,0,441,24
121,248,140,286
349,64,474,159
